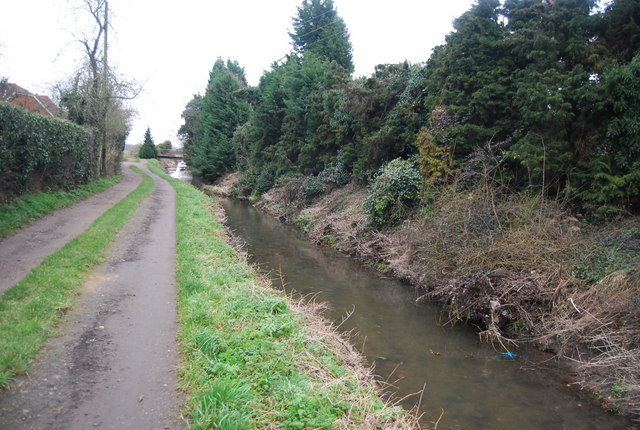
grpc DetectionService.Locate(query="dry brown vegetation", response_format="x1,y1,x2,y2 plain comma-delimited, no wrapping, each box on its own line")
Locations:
236,174,640,422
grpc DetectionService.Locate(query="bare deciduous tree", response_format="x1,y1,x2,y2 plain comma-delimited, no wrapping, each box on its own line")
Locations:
55,0,140,176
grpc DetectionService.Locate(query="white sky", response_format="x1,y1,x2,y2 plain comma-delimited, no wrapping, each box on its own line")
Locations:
0,0,475,146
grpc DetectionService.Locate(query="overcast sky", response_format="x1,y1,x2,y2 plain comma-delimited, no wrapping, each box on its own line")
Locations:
1,0,475,146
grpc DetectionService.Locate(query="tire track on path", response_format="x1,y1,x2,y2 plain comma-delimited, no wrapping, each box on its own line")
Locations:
0,161,184,429
0,163,142,295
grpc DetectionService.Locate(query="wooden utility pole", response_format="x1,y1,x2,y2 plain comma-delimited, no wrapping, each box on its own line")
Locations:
100,0,109,176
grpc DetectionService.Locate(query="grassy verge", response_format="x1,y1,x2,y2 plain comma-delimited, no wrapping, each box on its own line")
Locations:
0,174,123,239
147,160,417,429
0,166,154,389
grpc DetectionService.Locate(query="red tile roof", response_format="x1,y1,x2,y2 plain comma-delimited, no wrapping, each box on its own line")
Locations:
1,83,62,117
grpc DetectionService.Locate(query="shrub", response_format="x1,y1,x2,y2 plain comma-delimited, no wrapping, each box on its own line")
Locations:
415,127,457,184
138,143,157,159
319,150,350,186
362,158,422,229
301,175,326,201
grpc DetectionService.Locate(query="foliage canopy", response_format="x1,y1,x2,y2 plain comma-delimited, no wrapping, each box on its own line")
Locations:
180,0,640,218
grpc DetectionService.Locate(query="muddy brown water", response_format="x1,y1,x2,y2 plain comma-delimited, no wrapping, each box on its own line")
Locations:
222,199,631,430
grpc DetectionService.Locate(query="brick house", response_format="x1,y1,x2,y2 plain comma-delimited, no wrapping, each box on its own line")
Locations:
0,82,62,117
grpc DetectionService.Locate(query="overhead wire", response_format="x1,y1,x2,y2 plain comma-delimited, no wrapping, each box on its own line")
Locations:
274,6,346,65
293,19,341,42
291,7,334,27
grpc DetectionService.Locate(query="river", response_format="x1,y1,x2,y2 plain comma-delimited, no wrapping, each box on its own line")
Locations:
221,198,630,429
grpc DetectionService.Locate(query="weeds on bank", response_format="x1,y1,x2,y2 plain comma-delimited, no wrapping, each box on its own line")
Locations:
0,166,153,389
0,175,122,239
147,160,417,429
264,171,640,420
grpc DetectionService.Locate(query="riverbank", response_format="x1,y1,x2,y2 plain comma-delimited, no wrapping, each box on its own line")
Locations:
149,161,419,429
207,172,639,424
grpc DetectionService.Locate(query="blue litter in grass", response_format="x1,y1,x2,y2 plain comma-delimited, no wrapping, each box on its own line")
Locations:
500,352,517,359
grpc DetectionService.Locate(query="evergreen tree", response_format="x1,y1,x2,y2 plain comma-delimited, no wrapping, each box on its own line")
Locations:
188,58,251,182
290,0,354,74
278,53,349,174
178,94,203,165
504,0,597,191
345,63,424,182
598,0,640,65
139,128,157,159
574,55,640,215
423,0,511,159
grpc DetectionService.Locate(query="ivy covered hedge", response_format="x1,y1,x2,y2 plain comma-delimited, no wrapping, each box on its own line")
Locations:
0,102,98,203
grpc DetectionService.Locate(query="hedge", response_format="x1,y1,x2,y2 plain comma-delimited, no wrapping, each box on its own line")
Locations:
0,102,98,203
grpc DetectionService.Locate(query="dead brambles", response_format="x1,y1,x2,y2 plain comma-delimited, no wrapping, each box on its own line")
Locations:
541,268,640,419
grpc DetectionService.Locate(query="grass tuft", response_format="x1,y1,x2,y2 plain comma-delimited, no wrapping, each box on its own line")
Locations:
0,166,154,389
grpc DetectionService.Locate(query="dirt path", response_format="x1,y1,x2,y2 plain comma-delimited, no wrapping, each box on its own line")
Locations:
0,161,184,429
0,163,142,295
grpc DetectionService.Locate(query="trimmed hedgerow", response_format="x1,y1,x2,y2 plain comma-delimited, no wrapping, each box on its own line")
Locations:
0,102,98,203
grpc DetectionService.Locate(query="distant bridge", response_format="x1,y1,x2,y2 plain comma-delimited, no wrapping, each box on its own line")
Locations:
157,154,184,160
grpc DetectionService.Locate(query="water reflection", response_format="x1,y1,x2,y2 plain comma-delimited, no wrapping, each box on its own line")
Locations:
222,199,630,430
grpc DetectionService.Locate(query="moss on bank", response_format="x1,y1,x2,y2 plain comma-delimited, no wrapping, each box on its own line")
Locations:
147,161,418,429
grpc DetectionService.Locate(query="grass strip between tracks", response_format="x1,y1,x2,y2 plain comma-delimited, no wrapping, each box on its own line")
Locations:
0,174,123,239
0,166,154,389
147,160,417,429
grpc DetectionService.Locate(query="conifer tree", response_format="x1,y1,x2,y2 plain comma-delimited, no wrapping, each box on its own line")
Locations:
178,94,203,165
290,0,354,74
138,127,157,159
188,59,251,182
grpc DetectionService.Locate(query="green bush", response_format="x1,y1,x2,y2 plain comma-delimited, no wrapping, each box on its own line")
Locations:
301,175,326,201
138,128,157,159
138,143,157,159
0,102,96,203
362,158,422,229
319,150,350,186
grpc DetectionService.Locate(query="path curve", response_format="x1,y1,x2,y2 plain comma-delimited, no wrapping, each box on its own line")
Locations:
0,161,184,429
0,164,142,295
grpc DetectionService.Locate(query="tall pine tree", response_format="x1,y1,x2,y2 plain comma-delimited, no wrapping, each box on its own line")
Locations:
289,0,354,74
188,59,251,182
423,0,511,158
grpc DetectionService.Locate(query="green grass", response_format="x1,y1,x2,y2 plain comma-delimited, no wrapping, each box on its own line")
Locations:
0,175,123,239
147,160,414,429
0,166,154,389
575,225,640,282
